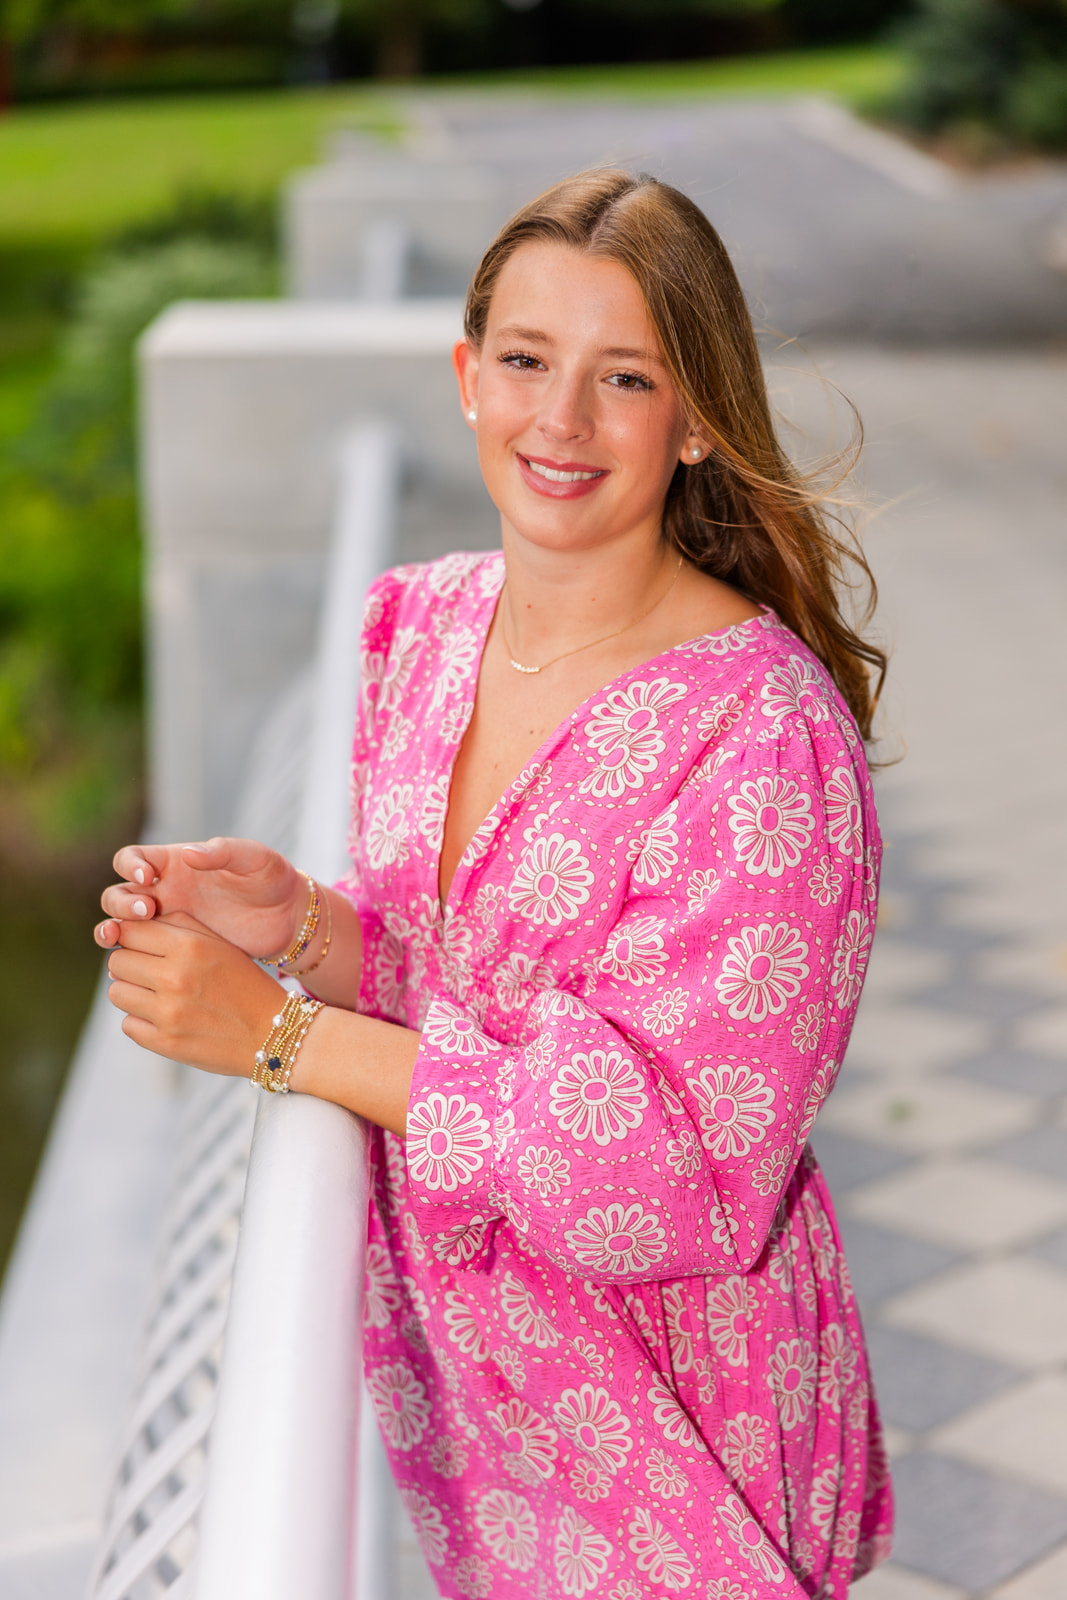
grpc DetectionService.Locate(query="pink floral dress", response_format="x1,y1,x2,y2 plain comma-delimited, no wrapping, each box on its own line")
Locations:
337,551,893,1600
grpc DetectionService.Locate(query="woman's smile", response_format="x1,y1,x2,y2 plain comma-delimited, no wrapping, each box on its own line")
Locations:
517,450,609,498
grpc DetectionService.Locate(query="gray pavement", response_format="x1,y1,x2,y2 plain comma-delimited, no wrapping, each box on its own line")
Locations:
391,93,1067,339
780,346,1067,1597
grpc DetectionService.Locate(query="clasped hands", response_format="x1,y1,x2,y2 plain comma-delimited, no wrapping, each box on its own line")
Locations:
96,838,316,1079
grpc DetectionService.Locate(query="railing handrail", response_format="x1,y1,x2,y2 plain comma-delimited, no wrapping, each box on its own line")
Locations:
193,419,402,1600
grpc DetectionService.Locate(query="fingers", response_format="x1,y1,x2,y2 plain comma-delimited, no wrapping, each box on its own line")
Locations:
181,837,272,876
95,918,121,948
100,882,158,922
107,945,165,991
112,843,168,886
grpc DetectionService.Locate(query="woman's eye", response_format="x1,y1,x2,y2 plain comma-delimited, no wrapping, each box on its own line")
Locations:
607,371,652,392
500,351,544,372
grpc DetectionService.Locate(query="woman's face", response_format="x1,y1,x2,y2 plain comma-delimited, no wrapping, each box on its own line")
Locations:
454,241,701,558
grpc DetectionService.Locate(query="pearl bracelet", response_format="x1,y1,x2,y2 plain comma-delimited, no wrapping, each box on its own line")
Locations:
252,991,324,1094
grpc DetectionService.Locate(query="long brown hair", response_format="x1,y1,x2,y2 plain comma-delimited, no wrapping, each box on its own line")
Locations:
464,168,886,740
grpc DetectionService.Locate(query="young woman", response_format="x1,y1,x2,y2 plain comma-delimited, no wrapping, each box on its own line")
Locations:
98,170,892,1598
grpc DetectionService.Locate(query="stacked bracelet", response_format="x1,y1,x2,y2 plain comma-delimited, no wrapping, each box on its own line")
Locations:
289,885,332,978
252,991,324,1095
265,874,321,969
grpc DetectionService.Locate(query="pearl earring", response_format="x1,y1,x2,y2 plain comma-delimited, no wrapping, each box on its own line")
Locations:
467,409,477,423
689,447,701,460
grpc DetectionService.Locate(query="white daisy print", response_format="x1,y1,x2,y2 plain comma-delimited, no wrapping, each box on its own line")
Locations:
570,1454,613,1502
372,931,406,1018
406,1091,491,1193
508,832,594,926
751,1145,792,1197
647,1377,702,1447
627,1506,695,1592
564,1201,669,1276
489,1398,559,1484
363,1241,402,1329
790,1001,825,1053
831,909,872,1011
516,1144,571,1196
686,867,722,910
808,857,843,906
401,1490,449,1565
665,1128,702,1178
475,1489,538,1572
427,550,478,596
646,1447,690,1499
571,1335,605,1377
428,1433,468,1478
377,625,427,712
759,653,828,729
580,677,688,797
633,802,680,887
554,1507,614,1598
825,764,864,861
799,1056,839,1140
430,625,480,710
720,1411,769,1486
492,951,551,1012
686,1060,776,1160
727,774,815,878
697,692,745,740
715,920,810,1024
364,782,414,870
553,1384,633,1475
455,1555,493,1598
819,1323,860,1411
717,1491,789,1583
706,1277,750,1367
422,1003,493,1057
642,987,687,1038
810,1463,842,1532
598,915,669,986
367,1361,431,1451
417,775,450,850
442,1290,489,1362
500,1270,561,1348
548,1048,648,1146
768,1336,818,1431
663,1282,697,1373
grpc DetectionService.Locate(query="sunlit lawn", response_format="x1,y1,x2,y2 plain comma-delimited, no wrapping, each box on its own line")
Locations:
0,45,901,252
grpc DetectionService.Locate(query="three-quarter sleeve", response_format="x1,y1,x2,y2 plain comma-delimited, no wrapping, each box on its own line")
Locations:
404,709,877,1284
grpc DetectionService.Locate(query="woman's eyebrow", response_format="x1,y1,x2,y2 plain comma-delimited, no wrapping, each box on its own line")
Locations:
494,325,660,363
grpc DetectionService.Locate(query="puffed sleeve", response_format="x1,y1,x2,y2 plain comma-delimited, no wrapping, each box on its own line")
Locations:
404,696,879,1284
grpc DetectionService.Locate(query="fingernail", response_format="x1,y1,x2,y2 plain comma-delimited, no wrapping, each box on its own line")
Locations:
185,843,209,855
132,900,148,917
134,868,145,884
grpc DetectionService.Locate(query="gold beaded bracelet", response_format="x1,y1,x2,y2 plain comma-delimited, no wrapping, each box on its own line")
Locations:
289,884,333,978
265,874,320,969
252,991,325,1094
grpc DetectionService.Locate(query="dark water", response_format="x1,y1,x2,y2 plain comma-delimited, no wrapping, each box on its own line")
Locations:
0,866,104,1283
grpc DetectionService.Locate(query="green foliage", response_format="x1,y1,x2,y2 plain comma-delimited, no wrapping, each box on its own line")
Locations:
0,189,274,858
894,0,1067,147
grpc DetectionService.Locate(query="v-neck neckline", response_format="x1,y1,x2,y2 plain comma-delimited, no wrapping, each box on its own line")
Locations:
434,553,770,918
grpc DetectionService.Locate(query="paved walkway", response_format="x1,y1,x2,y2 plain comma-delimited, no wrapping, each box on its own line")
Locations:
782,347,1067,1598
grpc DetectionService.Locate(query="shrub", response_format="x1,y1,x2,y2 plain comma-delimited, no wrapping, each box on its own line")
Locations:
0,198,274,864
894,0,1067,149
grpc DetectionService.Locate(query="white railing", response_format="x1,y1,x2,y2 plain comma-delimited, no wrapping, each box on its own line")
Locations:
86,420,404,1600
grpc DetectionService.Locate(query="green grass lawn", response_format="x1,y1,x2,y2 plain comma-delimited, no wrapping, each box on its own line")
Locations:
0,46,900,253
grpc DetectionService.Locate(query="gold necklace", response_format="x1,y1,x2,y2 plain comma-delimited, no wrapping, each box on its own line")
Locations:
500,553,684,675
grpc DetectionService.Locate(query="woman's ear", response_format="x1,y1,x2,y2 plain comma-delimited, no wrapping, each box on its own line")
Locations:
680,433,712,466
453,339,480,427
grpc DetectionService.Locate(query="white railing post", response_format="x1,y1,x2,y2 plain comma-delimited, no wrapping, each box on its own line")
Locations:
193,421,402,1600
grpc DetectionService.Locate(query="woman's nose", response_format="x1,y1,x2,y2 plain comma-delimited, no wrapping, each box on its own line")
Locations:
537,374,594,442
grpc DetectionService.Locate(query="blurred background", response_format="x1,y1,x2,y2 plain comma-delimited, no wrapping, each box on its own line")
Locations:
0,3,1065,1596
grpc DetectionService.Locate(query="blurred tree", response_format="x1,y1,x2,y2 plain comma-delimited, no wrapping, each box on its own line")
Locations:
895,0,1067,148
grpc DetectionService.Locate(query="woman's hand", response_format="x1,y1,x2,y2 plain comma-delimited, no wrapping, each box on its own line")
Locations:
105,909,284,1076
95,837,306,960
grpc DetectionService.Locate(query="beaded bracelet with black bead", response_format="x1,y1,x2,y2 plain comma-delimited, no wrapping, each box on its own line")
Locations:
252,992,325,1094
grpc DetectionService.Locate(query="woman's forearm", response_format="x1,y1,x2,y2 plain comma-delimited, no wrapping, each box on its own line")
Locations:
284,885,366,1010
290,1005,418,1136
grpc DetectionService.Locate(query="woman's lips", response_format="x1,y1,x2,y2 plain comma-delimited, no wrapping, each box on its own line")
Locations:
517,452,609,500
